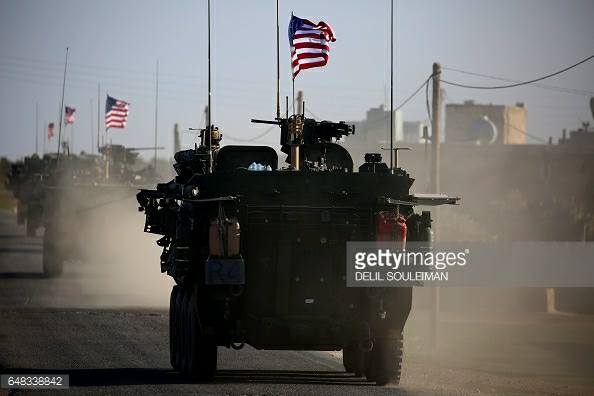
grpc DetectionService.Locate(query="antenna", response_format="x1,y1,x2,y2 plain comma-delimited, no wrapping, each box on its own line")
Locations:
276,0,280,119
57,47,69,159
389,0,394,170
207,0,213,173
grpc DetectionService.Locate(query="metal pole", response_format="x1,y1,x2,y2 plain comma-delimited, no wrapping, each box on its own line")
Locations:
97,84,100,152
430,62,441,193
43,120,46,154
35,102,39,155
90,98,94,154
154,60,159,173
276,0,280,119
57,47,69,158
389,0,394,170
207,0,213,173
429,62,442,353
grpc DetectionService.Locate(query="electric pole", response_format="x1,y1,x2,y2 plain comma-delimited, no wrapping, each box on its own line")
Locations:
429,62,442,353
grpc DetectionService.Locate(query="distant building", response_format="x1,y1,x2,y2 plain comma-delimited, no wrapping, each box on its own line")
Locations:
347,105,403,151
445,100,527,145
559,123,594,146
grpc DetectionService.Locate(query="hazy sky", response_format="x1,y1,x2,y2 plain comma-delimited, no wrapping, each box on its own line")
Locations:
1,0,593,160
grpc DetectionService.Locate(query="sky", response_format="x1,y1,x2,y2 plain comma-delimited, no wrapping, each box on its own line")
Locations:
1,0,593,160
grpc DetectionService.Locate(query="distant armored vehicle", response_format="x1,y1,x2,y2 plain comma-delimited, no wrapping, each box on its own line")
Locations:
6,154,57,236
137,114,458,385
11,145,160,276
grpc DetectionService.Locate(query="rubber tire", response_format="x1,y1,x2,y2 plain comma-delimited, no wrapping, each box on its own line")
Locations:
42,229,63,277
173,285,185,371
366,336,403,386
179,286,191,374
185,287,217,382
169,286,180,370
343,343,365,376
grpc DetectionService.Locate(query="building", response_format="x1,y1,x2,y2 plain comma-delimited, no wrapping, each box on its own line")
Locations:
347,105,403,152
445,100,527,145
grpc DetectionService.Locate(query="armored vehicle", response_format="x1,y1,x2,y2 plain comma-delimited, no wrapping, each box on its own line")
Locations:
40,145,159,276
137,114,458,385
6,154,57,237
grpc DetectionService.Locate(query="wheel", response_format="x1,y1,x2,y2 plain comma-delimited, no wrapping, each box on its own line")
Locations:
179,286,191,374
42,228,63,277
343,342,365,376
173,285,185,370
184,286,217,382
169,286,180,370
366,336,404,386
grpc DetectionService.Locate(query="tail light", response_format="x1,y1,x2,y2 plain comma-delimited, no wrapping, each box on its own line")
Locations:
376,211,407,249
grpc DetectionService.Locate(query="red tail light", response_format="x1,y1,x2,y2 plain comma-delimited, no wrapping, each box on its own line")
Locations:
376,211,407,248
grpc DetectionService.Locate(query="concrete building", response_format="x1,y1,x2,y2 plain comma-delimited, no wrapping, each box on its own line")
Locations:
347,105,403,153
445,100,527,145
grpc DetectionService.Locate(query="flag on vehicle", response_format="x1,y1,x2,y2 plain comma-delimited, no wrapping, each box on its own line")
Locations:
105,95,129,130
47,122,55,140
288,14,336,78
64,106,76,125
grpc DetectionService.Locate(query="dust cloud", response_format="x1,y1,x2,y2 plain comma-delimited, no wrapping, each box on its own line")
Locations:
51,189,174,309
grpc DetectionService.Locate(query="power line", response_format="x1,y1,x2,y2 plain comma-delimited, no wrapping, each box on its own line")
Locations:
441,53,594,90
224,125,276,143
442,66,594,96
394,74,433,111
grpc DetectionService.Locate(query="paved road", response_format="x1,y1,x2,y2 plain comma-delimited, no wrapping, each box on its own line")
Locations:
1,210,593,395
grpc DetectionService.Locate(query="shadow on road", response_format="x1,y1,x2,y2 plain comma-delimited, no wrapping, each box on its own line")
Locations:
2,368,418,390
0,272,45,279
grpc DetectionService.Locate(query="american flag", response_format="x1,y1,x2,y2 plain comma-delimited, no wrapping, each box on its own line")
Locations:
288,14,336,78
47,122,55,140
105,95,129,130
64,106,76,125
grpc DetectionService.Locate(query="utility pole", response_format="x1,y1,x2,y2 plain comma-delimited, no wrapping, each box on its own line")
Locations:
429,62,442,353
430,62,441,193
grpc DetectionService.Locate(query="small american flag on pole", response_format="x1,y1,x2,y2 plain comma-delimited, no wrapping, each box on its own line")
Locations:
105,95,129,130
289,14,336,79
64,106,76,125
47,122,55,140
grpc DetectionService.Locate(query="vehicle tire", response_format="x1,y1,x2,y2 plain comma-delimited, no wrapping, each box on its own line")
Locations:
42,228,63,277
366,336,403,386
185,287,217,382
343,342,365,376
169,285,180,370
178,286,191,374
173,285,185,371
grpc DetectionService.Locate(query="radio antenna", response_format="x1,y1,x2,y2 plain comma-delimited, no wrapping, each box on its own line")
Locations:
207,0,213,173
389,0,394,170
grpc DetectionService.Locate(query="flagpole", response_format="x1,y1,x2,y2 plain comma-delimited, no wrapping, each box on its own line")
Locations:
90,98,94,154
154,60,159,173
35,102,39,155
97,84,101,152
207,0,212,173
43,120,46,155
57,47,69,159
276,0,280,119
389,0,394,171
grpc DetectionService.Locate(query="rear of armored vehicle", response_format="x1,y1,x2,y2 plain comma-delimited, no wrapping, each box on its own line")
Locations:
145,162,433,385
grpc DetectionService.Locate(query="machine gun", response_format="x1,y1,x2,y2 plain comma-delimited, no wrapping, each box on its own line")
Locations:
251,115,355,170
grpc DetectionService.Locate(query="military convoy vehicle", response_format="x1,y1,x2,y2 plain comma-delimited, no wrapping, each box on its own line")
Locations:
41,144,161,276
6,154,57,237
137,112,459,385
6,145,159,276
